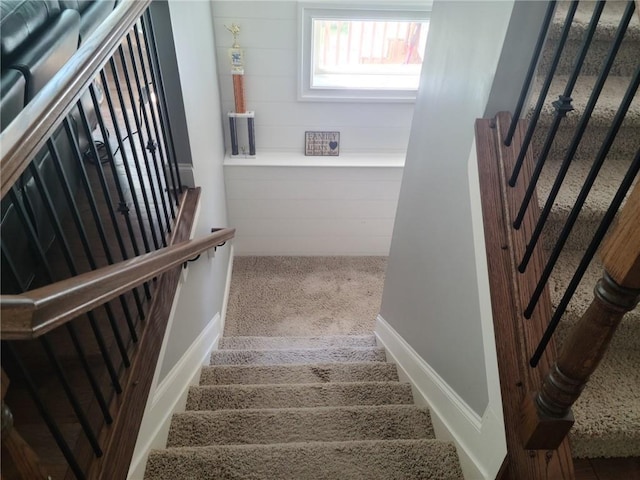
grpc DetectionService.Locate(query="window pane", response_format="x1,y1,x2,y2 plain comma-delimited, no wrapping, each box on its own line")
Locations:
312,19,429,90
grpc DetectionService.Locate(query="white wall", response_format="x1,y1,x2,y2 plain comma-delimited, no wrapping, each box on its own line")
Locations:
213,0,413,255
225,158,402,255
380,0,516,421
157,0,231,380
211,1,415,154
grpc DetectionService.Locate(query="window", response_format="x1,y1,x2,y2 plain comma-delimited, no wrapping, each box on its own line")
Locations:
299,4,430,102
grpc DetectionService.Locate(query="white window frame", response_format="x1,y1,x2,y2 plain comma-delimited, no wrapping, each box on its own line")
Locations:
298,2,430,103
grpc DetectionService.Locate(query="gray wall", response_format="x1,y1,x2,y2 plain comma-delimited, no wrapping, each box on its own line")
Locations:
380,0,522,415
158,0,231,380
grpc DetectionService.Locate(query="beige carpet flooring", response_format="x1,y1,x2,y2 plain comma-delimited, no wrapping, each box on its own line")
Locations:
223,256,387,337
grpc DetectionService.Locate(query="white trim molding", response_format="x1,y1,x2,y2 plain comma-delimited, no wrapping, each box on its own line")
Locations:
375,315,506,480
127,313,222,480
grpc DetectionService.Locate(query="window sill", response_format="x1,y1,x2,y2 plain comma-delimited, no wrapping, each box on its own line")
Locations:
223,151,405,168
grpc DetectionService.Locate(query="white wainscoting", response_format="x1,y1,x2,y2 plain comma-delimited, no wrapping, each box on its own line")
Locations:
375,315,507,480
225,156,403,255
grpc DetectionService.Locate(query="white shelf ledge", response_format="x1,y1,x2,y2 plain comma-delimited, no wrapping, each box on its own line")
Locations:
223,151,406,168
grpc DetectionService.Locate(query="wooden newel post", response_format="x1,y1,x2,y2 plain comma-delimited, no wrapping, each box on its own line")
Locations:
521,181,640,449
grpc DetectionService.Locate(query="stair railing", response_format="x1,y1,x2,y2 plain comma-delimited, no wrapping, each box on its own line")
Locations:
476,0,638,477
0,1,234,478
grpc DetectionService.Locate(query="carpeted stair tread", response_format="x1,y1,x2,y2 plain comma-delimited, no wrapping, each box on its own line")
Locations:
556,319,640,458
540,1,639,77
210,346,387,365
187,381,414,411
218,334,377,350
167,405,434,447
145,439,464,480
199,362,400,385
530,75,639,161
537,155,636,250
547,249,640,324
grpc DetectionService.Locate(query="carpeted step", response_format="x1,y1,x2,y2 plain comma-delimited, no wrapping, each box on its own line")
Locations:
536,155,635,251
531,75,640,162
167,405,434,447
209,346,387,365
199,362,400,385
186,382,414,411
539,1,640,77
218,334,377,350
145,439,464,480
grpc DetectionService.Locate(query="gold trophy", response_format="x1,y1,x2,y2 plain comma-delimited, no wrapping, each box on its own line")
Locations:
225,23,246,113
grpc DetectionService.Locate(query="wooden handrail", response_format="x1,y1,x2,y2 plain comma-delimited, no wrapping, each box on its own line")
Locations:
0,0,150,199
521,181,640,449
0,228,235,340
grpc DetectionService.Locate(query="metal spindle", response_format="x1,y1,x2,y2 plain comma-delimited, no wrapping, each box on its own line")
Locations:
39,337,103,456
513,1,606,232
530,149,640,367
504,1,558,146
126,33,172,237
133,24,176,219
28,161,131,368
118,45,166,247
0,240,113,424
143,10,183,196
518,0,636,271
47,136,143,337
4,343,86,479
108,58,161,252
9,185,122,394
88,81,147,320
100,62,151,253
509,1,579,188
524,66,640,318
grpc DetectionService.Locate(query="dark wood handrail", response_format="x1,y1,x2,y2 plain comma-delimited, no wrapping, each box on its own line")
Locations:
0,228,235,341
522,181,640,449
0,0,151,199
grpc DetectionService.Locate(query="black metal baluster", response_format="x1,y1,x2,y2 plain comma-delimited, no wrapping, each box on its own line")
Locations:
28,161,131,369
47,136,143,335
9,186,122,394
118,45,166,247
1,239,113,425
518,0,636,271
108,58,160,252
530,148,640,367
133,23,176,220
142,10,183,199
64,114,151,311
524,66,640,318
39,336,103,456
4,343,86,479
513,1,606,233
126,33,172,237
509,1,579,188
99,68,153,301
505,1,558,147
88,81,148,318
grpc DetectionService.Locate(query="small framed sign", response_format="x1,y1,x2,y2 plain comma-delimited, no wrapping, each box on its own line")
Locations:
305,131,340,156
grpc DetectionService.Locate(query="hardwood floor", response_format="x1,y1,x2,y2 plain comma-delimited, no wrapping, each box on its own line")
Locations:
575,457,640,480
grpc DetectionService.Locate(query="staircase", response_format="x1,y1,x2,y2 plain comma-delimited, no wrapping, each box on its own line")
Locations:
534,1,639,459
145,335,463,479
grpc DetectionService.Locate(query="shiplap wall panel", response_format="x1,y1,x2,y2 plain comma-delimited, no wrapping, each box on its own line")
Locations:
213,1,411,255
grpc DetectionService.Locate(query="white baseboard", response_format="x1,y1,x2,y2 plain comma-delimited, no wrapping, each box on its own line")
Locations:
127,313,222,480
219,244,235,336
375,315,506,480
